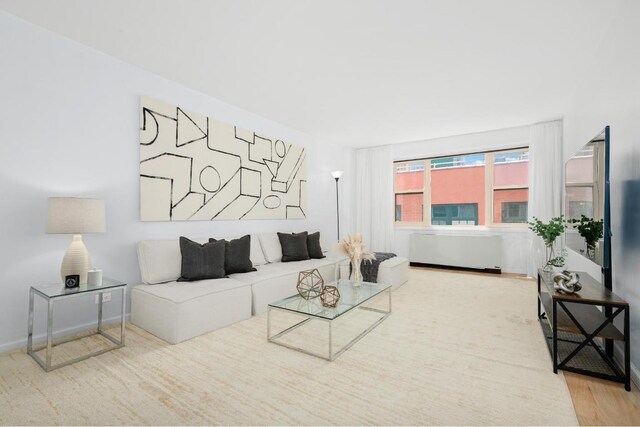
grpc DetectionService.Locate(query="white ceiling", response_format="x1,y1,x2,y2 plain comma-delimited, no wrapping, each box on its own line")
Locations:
0,0,619,146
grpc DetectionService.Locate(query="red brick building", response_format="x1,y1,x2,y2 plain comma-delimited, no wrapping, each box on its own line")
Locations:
395,158,528,225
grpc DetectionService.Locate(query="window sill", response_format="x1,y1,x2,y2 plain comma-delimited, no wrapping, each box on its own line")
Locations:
394,224,529,234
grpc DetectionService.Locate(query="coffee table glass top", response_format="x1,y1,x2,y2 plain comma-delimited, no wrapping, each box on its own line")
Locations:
269,279,391,320
32,277,126,299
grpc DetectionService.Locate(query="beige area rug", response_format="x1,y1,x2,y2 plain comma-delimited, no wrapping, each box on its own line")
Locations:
0,268,578,425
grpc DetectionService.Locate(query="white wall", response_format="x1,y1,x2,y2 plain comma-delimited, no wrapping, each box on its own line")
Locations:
0,12,349,352
389,125,532,274
562,0,640,381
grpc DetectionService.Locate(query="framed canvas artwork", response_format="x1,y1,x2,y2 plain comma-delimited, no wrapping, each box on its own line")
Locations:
139,97,307,221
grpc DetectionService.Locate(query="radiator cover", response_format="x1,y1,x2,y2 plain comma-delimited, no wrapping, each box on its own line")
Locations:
409,233,502,272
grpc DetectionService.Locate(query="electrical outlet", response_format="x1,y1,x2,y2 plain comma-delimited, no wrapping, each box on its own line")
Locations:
94,293,112,304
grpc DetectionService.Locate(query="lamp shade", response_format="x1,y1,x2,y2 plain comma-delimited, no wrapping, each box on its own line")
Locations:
46,197,106,234
331,170,344,179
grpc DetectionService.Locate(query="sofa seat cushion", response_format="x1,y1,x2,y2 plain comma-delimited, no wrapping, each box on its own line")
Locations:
228,263,293,284
277,255,347,273
134,277,249,303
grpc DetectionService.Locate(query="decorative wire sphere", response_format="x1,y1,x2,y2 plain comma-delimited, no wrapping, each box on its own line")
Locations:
320,285,341,308
296,268,324,300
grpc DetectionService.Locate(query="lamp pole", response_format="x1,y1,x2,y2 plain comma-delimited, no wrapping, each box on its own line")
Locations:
335,176,340,241
331,171,343,241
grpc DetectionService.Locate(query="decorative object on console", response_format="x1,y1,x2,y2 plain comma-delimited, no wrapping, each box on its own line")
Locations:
210,235,257,274
551,270,582,294
46,197,107,284
568,215,604,260
64,274,80,289
177,237,226,281
278,232,310,262
307,231,325,259
336,233,375,286
331,171,343,241
528,216,567,271
320,285,340,308
140,97,307,221
296,268,324,300
87,269,103,286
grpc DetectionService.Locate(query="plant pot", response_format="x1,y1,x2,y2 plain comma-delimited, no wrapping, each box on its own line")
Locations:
543,245,556,272
551,265,564,274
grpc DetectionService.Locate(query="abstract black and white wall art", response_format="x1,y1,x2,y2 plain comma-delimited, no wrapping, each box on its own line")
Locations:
140,97,307,221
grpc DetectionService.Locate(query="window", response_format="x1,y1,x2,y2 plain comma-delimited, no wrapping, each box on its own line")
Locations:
501,201,528,223
394,148,529,227
492,150,529,224
430,153,486,225
394,161,425,223
564,145,600,220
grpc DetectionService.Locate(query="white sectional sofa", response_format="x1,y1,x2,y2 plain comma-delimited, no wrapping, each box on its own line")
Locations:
339,256,409,291
131,233,408,344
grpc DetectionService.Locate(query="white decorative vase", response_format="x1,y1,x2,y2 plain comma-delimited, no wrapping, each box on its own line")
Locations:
61,235,92,284
350,257,362,286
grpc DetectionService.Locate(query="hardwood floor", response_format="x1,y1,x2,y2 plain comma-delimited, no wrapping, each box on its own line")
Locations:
415,266,640,425
565,373,640,426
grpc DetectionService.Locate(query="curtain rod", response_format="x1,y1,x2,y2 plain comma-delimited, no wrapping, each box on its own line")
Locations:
395,145,529,164
355,118,563,151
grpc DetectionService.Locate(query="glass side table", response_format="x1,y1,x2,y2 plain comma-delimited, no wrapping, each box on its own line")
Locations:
27,277,126,372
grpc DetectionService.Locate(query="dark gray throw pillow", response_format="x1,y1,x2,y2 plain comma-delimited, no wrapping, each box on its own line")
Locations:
307,232,325,259
209,235,257,275
178,237,226,281
278,232,310,262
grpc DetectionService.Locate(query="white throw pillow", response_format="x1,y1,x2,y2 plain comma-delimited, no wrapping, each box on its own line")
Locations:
259,233,284,263
248,234,268,266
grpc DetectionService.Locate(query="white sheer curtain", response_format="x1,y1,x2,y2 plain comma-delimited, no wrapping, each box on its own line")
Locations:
355,145,394,252
527,120,563,277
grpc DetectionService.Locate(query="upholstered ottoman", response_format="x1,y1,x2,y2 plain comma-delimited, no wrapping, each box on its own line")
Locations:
339,256,409,290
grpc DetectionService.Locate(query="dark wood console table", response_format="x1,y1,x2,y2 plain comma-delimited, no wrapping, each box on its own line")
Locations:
537,269,630,391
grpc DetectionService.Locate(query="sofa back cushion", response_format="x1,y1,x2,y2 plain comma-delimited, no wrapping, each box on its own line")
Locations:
259,233,284,263
138,234,265,284
247,235,267,267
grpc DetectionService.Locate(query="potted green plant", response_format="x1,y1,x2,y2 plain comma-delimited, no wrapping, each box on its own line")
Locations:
568,215,604,260
528,215,567,271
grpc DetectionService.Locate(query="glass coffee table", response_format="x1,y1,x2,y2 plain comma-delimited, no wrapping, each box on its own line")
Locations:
267,279,392,361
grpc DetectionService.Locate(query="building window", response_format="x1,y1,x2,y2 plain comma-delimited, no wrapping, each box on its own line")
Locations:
501,201,528,223
394,148,529,227
431,203,478,225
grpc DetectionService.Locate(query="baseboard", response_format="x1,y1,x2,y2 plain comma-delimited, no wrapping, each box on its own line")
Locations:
0,313,131,354
613,341,640,389
409,262,502,274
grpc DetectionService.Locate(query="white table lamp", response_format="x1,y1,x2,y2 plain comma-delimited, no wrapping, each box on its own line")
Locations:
46,197,106,284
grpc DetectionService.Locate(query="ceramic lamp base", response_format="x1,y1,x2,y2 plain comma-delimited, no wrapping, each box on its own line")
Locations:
61,235,92,284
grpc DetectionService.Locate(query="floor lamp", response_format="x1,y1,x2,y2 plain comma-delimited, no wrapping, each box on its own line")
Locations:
331,171,343,241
